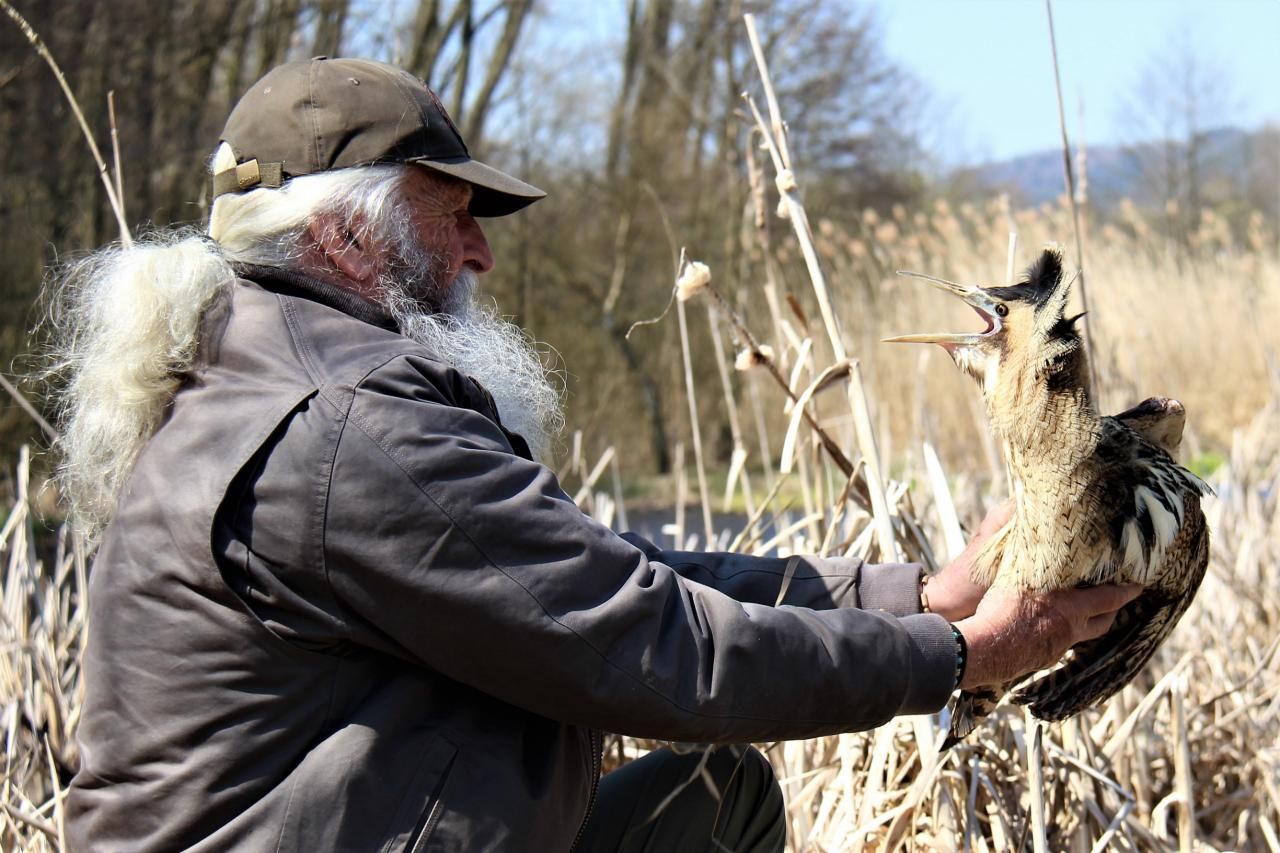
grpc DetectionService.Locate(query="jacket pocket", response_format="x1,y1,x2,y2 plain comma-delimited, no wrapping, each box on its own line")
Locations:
275,726,457,853
396,739,456,853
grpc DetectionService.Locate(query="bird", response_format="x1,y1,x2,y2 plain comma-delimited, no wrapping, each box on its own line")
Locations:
884,245,1212,748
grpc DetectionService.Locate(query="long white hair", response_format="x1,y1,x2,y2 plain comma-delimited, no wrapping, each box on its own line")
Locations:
46,144,560,536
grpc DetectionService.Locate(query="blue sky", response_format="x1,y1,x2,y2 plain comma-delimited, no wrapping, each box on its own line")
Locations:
868,0,1280,164
542,0,1280,167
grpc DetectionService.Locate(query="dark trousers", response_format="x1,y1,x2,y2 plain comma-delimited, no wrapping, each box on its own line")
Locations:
575,745,787,853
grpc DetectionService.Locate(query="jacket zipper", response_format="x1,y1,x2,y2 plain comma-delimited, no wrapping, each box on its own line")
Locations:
568,728,601,853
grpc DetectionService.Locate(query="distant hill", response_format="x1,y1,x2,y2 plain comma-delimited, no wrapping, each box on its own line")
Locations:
952,126,1277,212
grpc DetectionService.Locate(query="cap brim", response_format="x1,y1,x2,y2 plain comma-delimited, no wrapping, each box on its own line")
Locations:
412,158,546,217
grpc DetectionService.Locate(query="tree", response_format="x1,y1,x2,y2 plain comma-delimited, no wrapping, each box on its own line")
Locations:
1118,26,1238,241
482,0,930,472
0,0,534,458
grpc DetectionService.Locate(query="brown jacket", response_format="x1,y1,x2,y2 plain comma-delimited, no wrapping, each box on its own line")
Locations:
67,269,957,852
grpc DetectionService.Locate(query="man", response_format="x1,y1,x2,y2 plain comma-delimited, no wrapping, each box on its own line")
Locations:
56,58,1138,851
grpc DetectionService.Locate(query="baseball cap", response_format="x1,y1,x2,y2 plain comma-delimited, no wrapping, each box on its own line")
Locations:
211,57,545,217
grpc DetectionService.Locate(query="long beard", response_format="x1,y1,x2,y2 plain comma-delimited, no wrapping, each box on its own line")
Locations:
378,265,564,463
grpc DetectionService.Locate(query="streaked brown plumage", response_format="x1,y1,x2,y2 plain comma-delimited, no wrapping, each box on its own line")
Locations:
886,246,1212,748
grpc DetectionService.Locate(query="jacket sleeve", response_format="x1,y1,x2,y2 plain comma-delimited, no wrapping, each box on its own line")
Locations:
618,532,928,615
321,358,956,743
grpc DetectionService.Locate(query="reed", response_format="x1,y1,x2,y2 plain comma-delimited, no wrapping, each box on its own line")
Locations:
3,215,1278,853
3,8,1278,850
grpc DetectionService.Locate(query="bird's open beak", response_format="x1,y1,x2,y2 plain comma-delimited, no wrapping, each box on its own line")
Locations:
881,271,1003,349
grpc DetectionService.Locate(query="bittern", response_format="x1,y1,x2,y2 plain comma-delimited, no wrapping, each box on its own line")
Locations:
885,246,1211,747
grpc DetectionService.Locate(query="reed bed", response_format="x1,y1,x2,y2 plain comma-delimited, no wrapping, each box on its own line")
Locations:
4,387,1278,851
5,159,1279,853
561,182,1280,849
3,15,1278,850
569,383,1279,852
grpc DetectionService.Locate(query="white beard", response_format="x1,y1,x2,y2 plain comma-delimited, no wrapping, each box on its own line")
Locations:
380,270,564,463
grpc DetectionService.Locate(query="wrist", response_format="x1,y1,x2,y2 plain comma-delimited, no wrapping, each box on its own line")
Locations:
921,570,976,623
949,622,968,689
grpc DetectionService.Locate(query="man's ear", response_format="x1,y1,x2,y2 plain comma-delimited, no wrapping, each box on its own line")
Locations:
308,213,379,286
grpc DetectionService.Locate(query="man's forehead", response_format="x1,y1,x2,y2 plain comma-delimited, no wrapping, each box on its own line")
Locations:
405,166,473,208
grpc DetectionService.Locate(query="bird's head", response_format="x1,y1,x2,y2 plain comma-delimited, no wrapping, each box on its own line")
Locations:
884,246,1087,405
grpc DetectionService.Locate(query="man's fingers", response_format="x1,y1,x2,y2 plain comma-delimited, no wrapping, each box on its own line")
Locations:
1081,609,1121,641
1070,583,1144,617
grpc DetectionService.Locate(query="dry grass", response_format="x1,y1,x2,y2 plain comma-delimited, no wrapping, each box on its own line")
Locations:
574,398,1280,852
815,198,1280,469
756,401,1280,852
3,200,1278,851
0,448,85,851
563,186,1280,849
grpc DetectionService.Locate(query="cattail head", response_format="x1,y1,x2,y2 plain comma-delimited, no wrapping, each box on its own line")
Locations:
735,344,774,371
676,260,712,302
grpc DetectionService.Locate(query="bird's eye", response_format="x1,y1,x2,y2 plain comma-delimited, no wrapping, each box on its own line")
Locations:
995,304,1009,317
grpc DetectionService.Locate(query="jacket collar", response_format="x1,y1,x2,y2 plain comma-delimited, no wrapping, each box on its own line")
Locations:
233,262,400,333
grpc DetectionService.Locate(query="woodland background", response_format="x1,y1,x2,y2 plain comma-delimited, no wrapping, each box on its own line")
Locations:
2,0,1272,480
2,2,1280,851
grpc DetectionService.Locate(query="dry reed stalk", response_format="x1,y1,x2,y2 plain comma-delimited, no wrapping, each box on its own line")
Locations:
1044,0,1106,404
674,258,716,544
743,13,899,562
571,446,616,507
0,1,130,247
608,453,629,533
671,441,686,548
1027,716,1048,853
706,309,755,515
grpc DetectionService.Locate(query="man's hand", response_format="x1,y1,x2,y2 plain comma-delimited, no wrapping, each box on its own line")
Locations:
924,502,1013,622
954,584,1144,690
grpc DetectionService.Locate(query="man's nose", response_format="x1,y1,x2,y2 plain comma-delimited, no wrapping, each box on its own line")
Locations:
460,215,494,274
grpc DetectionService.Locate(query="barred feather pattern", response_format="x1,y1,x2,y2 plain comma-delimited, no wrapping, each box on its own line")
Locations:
944,402,1211,748
1011,418,1211,720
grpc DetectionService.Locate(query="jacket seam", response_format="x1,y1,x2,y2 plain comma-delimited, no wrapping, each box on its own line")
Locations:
277,292,452,408
339,394,906,727
667,561,860,582
279,297,324,386
317,390,355,637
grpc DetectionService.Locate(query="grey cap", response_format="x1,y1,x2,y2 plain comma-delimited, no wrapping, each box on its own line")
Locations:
212,57,545,217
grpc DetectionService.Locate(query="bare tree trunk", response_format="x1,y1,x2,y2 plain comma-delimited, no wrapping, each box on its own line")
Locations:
409,0,470,84
311,0,349,56
446,0,472,120
605,0,642,180
460,0,532,147
255,0,302,78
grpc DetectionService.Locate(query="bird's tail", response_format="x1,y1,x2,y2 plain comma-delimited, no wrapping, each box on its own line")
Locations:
942,686,1003,751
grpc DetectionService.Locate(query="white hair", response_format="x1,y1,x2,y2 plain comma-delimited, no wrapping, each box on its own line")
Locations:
383,272,565,461
47,143,561,535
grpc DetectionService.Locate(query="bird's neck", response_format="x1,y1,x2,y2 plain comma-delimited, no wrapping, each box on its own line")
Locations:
979,357,1101,591
994,386,1099,468
986,348,1099,467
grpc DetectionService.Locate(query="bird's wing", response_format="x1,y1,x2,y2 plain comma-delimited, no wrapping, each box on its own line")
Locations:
1013,509,1209,720
943,670,1035,751
1013,417,1212,721
1077,417,1212,587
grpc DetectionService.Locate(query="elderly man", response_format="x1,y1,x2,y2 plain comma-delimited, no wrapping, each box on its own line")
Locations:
56,58,1138,851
